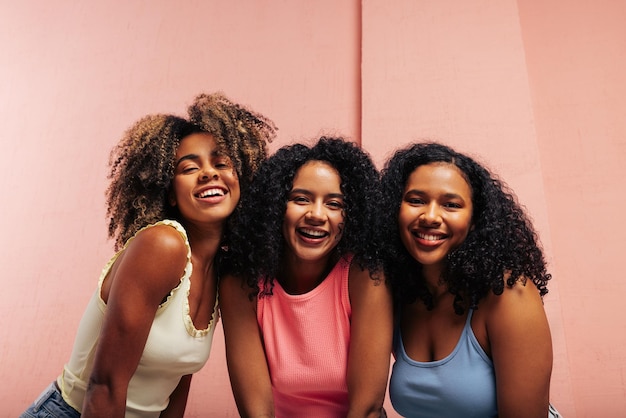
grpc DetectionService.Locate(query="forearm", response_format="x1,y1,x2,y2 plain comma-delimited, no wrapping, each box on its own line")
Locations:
229,371,275,418
159,374,192,418
82,382,126,418
346,376,387,418
346,403,385,418
346,267,393,418
221,275,275,418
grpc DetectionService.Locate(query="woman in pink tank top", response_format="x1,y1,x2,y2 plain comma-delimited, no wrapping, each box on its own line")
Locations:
221,137,393,418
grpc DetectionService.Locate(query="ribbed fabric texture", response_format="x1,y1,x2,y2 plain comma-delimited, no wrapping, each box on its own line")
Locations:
257,255,353,418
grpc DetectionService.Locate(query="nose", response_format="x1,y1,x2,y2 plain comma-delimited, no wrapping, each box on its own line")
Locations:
200,165,219,181
305,201,326,223
420,203,441,225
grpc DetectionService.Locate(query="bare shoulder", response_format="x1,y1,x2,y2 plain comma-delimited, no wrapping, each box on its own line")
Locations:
348,258,390,308
109,224,188,297
480,277,553,415
219,274,253,300
482,276,545,318
129,223,188,256
348,258,385,288
475,275,551,355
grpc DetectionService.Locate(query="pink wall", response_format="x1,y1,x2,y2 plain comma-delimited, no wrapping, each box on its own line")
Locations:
0,1,361,416
361,0,572,412
518,1,626,414
2,1,624,416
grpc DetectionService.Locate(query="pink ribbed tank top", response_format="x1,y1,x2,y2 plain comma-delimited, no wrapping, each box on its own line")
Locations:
257,255,353,418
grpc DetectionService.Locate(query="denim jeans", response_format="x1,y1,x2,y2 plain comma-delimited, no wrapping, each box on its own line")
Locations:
20,382,80,418
549,403,563,418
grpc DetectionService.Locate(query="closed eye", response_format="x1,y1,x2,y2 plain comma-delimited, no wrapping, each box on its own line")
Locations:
214,157,233,169
180,164,199,174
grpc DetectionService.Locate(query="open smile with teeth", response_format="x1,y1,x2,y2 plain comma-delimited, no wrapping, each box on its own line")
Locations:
413,231,447,242
196,188,226,198
298,228,329,239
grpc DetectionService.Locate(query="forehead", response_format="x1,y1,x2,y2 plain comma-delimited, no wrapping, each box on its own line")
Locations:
292,160,341,189
175,132,221,155
406,163,472,196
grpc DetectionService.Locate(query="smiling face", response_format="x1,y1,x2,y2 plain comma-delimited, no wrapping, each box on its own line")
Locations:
282,160,345,266
398,162,473,278
170,132,240,227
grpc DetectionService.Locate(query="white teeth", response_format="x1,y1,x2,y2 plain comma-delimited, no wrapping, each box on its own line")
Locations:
300,228,326,237
417,233,443,241
198,188,225,198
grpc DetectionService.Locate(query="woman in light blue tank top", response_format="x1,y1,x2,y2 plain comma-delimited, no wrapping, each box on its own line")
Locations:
380,143,560,417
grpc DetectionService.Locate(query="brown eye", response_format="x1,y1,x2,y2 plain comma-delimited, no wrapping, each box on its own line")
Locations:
327,200,344,209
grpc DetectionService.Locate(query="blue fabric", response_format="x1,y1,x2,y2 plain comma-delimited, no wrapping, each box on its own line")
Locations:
389,310,498,418
20,382,80,418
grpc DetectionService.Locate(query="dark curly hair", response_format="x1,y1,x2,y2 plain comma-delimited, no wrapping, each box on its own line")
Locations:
380,142,551,314
227,137,384,296
106,92,276,250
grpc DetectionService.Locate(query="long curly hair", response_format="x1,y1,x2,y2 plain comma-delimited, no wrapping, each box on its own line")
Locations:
227,137,384,296
106,92,276,250
380,142,551,314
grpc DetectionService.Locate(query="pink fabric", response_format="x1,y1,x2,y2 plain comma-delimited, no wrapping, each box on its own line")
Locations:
257,255,353,418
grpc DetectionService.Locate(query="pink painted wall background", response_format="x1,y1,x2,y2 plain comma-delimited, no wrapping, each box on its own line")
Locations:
1,1,624,416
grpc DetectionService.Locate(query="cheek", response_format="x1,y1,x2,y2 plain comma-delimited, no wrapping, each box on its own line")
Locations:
168,182,181,206
230,175,241,200
231,188,241,207
397,207,413,230
281,208,297,236
335,214,346,239
453,214,473,239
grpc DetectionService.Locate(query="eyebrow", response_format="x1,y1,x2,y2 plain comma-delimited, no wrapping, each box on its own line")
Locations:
175,150,227,168
405,189,465,200
289,188,345,199
175,154,199,167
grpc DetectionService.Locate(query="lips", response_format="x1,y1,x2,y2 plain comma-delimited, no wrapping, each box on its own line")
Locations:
413,231,447,241
411,230,449,247
195,187,226,198
297,227,329,240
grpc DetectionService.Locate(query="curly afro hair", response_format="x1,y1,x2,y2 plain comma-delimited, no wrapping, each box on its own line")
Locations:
380,142,551,314
106,92,276,250
227,137,384,296
188,92,276,193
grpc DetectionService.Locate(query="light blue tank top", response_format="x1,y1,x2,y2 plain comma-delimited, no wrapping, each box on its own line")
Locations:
389,310,497,418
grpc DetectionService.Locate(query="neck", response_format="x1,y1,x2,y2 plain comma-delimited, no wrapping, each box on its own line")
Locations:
278,253,338,295
421,264,449,301
182,220,224,266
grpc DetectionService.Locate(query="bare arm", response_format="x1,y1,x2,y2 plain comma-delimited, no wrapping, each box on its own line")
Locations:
82,225,188,418
220,274,275,418
486,279,553,418
159,374,192,418
347,265,394,418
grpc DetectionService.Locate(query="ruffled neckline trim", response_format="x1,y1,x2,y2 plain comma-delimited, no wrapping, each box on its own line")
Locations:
98,219,219,338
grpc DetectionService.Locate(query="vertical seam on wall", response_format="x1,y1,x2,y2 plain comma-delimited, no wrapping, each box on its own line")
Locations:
357,0,363,146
